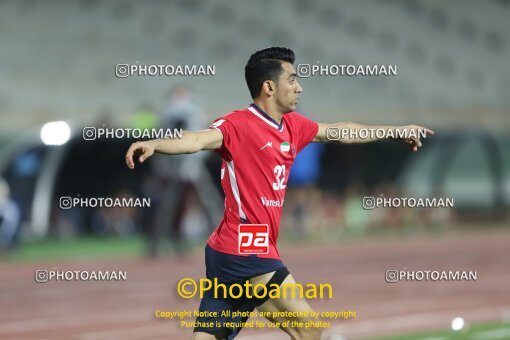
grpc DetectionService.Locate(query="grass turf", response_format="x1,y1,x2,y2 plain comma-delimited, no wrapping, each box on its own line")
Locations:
3,236,146,262
376,321,510,340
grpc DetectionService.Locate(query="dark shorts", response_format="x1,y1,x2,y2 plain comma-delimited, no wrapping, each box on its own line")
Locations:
193,245,287,339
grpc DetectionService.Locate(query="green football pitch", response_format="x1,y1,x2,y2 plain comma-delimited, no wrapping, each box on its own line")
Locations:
4,236,146,262
376,321,510,340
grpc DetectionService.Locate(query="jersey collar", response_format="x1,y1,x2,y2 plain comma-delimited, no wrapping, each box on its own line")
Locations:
248,104,284,132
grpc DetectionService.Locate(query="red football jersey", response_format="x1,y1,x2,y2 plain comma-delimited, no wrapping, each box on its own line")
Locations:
207,104,319,259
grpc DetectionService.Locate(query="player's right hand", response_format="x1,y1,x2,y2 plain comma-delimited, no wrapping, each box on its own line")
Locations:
125,141,155,169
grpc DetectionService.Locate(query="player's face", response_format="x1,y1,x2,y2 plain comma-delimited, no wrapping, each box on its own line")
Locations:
275,62,302,113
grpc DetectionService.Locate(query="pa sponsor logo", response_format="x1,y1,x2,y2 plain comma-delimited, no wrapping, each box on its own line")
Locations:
238,224,269,254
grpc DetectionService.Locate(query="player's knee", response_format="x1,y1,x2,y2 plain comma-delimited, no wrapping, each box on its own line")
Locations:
294,326,322,340
191,331,217,340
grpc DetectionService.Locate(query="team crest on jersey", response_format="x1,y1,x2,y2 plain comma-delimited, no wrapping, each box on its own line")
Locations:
280,141,291,153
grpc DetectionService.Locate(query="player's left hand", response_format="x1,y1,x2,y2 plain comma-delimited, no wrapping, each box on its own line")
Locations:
400,125,434,152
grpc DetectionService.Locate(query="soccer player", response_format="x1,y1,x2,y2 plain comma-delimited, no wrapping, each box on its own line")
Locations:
125,47,434,340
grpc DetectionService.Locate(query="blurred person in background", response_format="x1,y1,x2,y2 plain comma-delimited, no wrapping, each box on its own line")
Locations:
91,189,139,237
145,86,221,256
2,149,43,244
0,177,21,249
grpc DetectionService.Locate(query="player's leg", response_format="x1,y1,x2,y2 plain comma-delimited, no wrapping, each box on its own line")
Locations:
250,271,323,340
191,331,217,340
192,287,236,340
193,245,258,339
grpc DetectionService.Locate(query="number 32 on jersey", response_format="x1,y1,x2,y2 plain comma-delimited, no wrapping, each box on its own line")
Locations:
272,165,287,191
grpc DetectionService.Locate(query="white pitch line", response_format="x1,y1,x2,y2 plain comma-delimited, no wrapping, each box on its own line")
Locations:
324,306,510,335
237,306,510,340
472,327,510,340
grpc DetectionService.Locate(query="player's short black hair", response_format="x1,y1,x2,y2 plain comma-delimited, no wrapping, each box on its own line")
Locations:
245,47,295,99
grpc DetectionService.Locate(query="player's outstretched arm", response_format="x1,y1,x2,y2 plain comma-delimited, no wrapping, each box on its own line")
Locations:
313,122,434,152
125,129,223,169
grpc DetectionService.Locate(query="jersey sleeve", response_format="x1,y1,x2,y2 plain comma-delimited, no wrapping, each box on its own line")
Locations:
290,112,319,153
208,112,247,161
